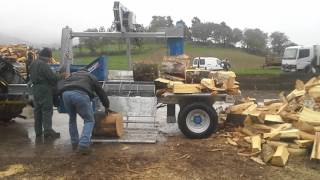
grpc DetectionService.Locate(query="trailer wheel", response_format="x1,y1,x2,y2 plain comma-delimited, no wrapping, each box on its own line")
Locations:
178,102,218,139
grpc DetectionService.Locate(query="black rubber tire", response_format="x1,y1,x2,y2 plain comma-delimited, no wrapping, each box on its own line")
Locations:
178,102,218,139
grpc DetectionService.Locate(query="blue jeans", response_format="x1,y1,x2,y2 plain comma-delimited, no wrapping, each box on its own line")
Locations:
62,90,94,147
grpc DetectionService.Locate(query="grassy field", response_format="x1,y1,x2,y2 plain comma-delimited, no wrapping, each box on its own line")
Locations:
53,42,281,75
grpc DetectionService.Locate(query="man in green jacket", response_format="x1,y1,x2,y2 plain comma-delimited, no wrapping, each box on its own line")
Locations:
29,48,63,139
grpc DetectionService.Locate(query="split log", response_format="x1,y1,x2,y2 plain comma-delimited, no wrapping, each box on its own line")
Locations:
200,78,216,90
185,69,210,83
242,104,258,115
287,148,308,156
228,102,254,114
308,85,320,99
266,140,289,148
261,144,275,163
295,79,305,91
251,135,262,152
299,107,320,126
173,84,203,94
287,89,306,102
264,99,281,106
292,121,315,134
93,111,124,137
264,114,284,123
299,130,315,140
271,146,290,167
279,129,300,140
294,140,313,148
310,131,320,160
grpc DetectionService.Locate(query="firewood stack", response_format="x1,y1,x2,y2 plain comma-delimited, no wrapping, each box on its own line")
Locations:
155,71,240,97
224,76,320,167
0,44,30,62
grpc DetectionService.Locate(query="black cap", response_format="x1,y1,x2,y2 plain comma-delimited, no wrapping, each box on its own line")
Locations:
39,48,52,58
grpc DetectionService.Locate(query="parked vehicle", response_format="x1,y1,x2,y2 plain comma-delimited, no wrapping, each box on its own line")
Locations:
281,45,320,73
192,57,224,71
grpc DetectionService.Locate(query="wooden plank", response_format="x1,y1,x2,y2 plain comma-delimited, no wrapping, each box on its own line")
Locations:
271,146,290,167
173,84,202,94
251,135,262,152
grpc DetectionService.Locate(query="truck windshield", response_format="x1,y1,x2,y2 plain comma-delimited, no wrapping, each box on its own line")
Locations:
283,49,298,59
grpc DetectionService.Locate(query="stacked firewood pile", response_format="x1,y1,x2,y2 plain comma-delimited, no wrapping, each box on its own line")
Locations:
0,44,59,64
223,76,320,167
0,44,34,63
155,71,240,97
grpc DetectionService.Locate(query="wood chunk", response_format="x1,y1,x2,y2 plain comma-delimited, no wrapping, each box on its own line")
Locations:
279,129,300,140
264,99,281,106
261,144,275,163
292,121,315,134
266,140,289,148
251,135,262,152
299,130,315,140
227,138,238,146
308,85,320,99
287,148,308,156
173,84,202,94
264,114,284,123
228,102,254,114
240,127,255,136
271,146,290,167
93,112,124,137
294,140,313,148
295,79,305,91
287,89,306,102
250,157,266,165
299,107,320,126
200,78,216,90
242,104,258,115
311,131,320,160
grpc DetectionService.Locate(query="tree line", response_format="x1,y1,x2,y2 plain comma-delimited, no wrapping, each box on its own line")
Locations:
79,16,297,56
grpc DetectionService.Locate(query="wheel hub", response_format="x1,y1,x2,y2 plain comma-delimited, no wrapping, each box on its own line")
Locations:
193,115,202,124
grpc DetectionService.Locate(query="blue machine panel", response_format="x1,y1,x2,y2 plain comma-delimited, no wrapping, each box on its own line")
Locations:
167,38,184,56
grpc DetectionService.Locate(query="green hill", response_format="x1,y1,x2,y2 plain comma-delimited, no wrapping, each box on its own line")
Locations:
53,43,281,75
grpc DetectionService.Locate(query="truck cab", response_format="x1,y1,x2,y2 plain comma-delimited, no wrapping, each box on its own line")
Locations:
281,46,314,72
192,57,224,71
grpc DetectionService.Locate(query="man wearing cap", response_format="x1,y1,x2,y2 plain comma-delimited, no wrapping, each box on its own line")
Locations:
29,47,63,139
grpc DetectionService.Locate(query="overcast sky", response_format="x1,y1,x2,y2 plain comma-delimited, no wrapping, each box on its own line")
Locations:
1,0,320,46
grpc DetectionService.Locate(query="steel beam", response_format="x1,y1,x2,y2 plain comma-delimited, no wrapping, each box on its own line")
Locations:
71,32,170,38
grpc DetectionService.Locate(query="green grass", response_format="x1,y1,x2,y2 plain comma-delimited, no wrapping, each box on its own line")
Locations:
52,42,281,75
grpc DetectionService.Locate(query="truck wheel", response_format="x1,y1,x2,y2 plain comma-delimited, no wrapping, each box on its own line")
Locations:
178,102,218,139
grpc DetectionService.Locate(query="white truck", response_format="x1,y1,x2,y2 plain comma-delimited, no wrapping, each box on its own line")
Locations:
281,45,320,73
192,57,227,71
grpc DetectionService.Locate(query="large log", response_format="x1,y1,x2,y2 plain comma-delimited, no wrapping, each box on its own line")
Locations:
93,111,124,137
133,62,159,81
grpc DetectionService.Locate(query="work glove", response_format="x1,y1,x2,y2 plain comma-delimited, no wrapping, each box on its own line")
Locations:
105,108,112,116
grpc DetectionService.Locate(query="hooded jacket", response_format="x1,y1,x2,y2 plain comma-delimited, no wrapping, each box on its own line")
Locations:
59,70,109,108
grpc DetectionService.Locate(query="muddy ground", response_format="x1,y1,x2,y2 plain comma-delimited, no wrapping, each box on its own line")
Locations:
1,90,320,179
